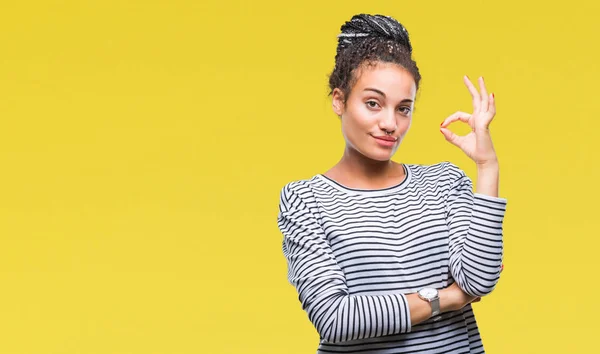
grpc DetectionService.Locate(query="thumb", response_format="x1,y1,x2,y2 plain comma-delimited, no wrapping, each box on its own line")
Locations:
440,127,461,147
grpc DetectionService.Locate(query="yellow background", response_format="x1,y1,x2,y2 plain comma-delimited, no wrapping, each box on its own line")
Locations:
0,0,598,353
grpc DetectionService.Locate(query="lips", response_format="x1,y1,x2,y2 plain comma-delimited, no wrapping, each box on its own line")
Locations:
372,135,397,142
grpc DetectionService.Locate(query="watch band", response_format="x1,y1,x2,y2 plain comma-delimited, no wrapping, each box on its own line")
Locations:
430,296,440,317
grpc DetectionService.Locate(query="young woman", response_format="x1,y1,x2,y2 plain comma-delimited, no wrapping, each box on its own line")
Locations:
277,14,507,353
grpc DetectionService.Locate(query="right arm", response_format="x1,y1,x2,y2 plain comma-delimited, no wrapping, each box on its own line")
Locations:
277,184,469,344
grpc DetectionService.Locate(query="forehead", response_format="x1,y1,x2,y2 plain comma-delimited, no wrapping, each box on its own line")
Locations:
353,62,416,99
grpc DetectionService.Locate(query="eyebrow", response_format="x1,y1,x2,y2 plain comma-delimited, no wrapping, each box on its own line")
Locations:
364,87,414,103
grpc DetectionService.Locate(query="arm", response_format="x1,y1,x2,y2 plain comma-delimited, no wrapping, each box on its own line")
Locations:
439,76,507,297
445,162,507,297
278,184,456,343
476,161,500,197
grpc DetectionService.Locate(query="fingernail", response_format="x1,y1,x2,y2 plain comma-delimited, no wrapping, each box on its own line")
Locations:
492,93,495,99
440,121,444,126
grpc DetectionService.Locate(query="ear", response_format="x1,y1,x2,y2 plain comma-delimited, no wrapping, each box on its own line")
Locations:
331,88,345,117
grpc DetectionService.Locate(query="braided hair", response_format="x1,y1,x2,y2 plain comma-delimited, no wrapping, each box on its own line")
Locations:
328,14,421,104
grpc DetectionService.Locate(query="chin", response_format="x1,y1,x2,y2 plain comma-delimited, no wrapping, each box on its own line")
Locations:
371,153,395,162
348,141,397,162
361,149,396,162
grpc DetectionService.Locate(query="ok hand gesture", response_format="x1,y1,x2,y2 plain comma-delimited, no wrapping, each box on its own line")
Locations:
440,76,498,166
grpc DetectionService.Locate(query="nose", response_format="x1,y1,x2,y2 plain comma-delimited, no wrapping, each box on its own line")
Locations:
378,108,397,133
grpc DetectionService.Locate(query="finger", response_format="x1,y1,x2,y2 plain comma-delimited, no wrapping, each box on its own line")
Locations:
488,92,496,117
478,77,489,112
440,111,472,128
440,127,465,148
463,75,481,114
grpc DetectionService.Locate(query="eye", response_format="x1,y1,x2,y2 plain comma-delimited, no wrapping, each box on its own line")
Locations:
366,100,380,109
398,106,412,114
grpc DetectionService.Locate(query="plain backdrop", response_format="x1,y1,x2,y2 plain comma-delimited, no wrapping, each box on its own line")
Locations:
1,1,598,353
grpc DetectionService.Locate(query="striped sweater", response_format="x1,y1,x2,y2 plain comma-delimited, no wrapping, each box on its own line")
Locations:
276,161,507,353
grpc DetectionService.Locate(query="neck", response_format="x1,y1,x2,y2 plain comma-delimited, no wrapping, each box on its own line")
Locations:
336,146,401,182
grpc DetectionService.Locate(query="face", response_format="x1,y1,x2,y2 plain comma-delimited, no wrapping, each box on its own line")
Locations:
332,62,417,162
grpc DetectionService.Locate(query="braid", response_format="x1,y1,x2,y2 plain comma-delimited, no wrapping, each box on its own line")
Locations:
336,14,412,56
328,14,420,103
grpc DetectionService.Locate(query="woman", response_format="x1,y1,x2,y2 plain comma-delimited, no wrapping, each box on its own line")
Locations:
276,14,507,353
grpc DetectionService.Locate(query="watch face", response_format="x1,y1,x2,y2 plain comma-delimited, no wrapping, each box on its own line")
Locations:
418,288,437,299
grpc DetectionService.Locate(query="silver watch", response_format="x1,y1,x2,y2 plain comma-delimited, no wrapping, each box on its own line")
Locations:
417,287,441,321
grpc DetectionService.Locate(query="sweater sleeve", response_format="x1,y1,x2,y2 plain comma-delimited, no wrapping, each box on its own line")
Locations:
444,162,508,297
277,183,412,344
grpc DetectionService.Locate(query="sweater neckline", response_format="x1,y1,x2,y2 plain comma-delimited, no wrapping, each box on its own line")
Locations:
315,164,412,196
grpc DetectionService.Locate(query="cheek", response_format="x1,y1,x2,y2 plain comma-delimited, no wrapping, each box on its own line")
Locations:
340,118,355,143
400,118,412,132
342,107,373,130
340,114,367,146
347,106,376,130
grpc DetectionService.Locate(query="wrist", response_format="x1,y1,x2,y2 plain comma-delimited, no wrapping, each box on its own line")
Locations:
417,288,441,318
476,159,499,171
476,160,500,197
438,288,454,312
439,287,461,312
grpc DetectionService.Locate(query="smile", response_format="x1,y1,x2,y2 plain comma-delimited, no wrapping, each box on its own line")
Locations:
371,135,397,147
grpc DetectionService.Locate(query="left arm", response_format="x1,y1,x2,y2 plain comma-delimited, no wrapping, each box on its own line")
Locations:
476,161,499,197
440,76,508,298
445,162,507,298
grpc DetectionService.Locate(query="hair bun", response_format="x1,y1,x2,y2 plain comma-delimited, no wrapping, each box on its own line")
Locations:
337,14,412,54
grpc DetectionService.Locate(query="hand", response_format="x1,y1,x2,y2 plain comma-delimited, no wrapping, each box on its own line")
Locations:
440,76,499,166
441,264,504,309
440,282,480,312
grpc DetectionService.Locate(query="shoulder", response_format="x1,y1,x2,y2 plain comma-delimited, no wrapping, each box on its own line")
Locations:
406,161,468,182
278,176,321,208
279,177,315,197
